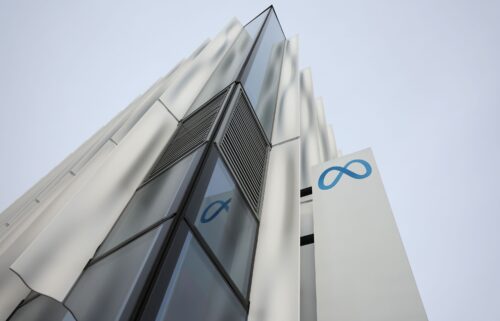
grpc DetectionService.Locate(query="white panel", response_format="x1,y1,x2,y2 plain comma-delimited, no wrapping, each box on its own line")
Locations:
301,244,317,321
299,69,321,189
300,200,314,237
0,100,132,229
68,102,136,175
35,172,74,203
0,141,116,321
11,102,177,302
312,149,428,321
189,38,211,59
187,27,254,115
110,59,187,144
326,125,339,160
272,36,300,145
160,19,243,120
315,98,330,162
248,139,300,321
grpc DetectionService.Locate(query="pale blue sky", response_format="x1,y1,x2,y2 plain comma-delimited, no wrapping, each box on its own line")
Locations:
1,1,499,320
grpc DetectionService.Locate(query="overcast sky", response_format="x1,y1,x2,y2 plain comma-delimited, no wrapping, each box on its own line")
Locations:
1,1,499,320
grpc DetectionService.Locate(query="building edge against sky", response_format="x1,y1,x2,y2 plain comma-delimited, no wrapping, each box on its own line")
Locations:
0,6,427,321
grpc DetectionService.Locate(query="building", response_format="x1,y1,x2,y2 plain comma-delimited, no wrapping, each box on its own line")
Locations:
0,6,427,321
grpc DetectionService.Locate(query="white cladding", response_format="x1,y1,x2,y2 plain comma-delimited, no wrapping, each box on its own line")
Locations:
312,148,428,321
11,102,177,301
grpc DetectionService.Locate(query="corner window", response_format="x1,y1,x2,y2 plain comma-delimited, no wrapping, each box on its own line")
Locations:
186,149,257,296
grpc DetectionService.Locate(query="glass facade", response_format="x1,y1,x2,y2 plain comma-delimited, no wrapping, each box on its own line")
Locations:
240,9,285,138
186,149,258,296
65,223,170,321
152,230,247,321
96,149,201,256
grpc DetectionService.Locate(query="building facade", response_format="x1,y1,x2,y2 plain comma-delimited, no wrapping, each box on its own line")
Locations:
0,7,427,321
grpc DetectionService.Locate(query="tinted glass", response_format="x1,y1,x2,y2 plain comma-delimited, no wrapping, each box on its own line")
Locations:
187,153,257,296
96,150,200,255
9,296,74,321
154,233,246,321
241,9,285,137
65,223,169,321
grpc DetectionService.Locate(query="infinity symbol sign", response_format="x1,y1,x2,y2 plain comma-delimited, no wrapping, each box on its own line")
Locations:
201,198,232,223
318,159,372,190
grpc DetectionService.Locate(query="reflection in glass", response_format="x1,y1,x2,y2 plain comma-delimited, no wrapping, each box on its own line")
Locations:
96,150,200,255
65,224,168,321
187,154,257,296
9,296,74,321
154,233,246,321
241,9,285,137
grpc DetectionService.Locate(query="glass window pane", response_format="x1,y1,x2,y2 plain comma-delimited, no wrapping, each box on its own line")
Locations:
9,296,74,321
187,155,257,296
96,149,201,255
241,9,285,137
65,222,169,321
154,232,246,321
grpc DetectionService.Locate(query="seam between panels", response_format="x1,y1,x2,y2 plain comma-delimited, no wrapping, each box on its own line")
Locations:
272,136,299,148
157,100,180,123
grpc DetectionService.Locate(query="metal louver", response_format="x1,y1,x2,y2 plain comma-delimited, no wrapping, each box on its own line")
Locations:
143,88,229,183
217,89,270,214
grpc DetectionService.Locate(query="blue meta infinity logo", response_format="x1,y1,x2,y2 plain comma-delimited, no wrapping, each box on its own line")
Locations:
318,159,372,190
201,198,232,223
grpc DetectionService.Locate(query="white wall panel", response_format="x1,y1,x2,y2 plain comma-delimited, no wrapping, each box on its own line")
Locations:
299,69,321,189
312,149,428,321
11,102,177,302
160,19,243,120
315,98,331,162
272,37,300,145
248,139,300,321
0,141,116,321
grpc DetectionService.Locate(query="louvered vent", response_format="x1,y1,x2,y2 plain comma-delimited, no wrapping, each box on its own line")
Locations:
144,89,228,182
218,91,270,214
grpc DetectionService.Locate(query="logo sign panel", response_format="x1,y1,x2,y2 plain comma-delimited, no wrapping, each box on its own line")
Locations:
312,148,428,321
318,159,372,190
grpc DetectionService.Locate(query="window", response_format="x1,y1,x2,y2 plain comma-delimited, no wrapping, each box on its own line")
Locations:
152,231,246,321
240,8,285,138
96,149,201,256
65,223,170,321
186,150,257,296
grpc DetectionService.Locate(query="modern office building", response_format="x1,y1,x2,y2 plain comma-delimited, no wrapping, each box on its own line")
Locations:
0,6,427,321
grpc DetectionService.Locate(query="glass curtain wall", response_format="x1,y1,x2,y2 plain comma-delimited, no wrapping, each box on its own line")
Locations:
239,8,286,138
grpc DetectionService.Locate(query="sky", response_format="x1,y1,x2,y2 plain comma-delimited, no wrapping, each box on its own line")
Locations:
1,0,499,320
